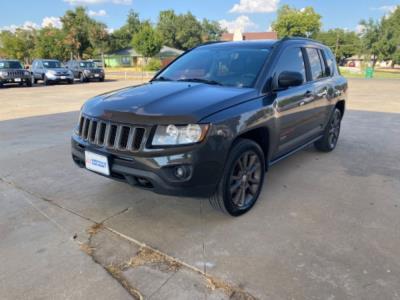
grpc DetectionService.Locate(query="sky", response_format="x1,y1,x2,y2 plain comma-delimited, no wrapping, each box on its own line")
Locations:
0,0,399,33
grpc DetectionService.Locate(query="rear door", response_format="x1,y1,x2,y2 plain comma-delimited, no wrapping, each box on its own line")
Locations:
272,46,320,157
304,47,332,131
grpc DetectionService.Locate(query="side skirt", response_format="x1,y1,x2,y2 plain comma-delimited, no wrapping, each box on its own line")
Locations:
268,135,323,167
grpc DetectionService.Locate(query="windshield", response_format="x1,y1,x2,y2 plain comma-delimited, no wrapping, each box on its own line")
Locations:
43,60,61,68
0,61,23,69
155,47,271,88
79,61,96,68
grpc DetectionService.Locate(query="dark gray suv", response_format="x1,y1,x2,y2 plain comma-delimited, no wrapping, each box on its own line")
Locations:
71,38,347,216
0,60,32,88
31,59,74,85
66,60,105,82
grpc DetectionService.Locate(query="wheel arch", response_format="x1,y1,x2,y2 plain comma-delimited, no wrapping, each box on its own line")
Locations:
234,127,271,168
335,100,345,117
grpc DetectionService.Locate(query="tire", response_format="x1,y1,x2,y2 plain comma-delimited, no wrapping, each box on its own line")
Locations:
26,78,32,87
99,77,104,82
0,82,3,88
44,75,50,86
68,79,74,84
314,108,342,152
79,73,86,83
209,139,265,216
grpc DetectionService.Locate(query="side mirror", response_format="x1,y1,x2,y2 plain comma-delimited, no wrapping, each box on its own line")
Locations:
278,71,304,89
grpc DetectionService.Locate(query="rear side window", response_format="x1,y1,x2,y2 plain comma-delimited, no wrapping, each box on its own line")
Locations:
275,47,306,83
324,48,338,76
306,48,324,80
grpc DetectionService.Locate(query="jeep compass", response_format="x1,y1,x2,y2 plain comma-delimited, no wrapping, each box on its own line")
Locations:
71,38,347,216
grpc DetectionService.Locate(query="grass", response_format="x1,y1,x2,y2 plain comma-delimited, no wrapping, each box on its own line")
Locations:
339,67,400,79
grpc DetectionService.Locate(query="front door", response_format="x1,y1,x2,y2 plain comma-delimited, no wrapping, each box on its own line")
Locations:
271,46,319,158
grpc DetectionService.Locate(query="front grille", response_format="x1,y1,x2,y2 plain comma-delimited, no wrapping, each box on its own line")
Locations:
78,116,147,152
8,70,25,78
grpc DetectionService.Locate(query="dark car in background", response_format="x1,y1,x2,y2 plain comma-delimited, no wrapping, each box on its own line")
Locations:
0,60,32,88
71,38,347,216
66,60,105,82
31,59,74,85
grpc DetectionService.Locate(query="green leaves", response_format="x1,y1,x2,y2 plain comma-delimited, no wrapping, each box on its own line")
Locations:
132,23,163,60
272,5,322,38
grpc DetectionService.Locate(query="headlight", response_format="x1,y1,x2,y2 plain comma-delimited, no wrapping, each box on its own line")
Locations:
68,70,73,75
0,71,8,77
84,69,91,74
24,71,30,76
47,70,56,75
152,124,209,146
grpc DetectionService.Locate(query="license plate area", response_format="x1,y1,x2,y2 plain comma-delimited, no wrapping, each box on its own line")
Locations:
14,78,21,82
85,151,110,176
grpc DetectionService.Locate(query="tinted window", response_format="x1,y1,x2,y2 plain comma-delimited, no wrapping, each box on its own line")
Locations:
155,47,271,88
275,47,306,83
324,48,337,76
306,48,324,80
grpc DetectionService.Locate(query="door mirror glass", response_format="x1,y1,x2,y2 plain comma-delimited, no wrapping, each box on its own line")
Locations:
278,71,304,88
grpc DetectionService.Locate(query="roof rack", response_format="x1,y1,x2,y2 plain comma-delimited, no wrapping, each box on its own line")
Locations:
280,36,322,44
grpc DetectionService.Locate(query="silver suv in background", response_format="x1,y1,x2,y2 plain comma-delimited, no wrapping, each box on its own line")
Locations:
66,60,105,82
31,59,74,85
0,60,32,88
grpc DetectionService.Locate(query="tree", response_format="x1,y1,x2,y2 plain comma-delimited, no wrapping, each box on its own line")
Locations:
272,5,322,38
201,19,226,42
109,10,141,51
88,21,109,65
34,27,69,61
157,10,179,49
359,19,381,67
157,10,203,50
61,6,92,59
0,29,36,63
132,22,163,63
316,29,361,62
377,6,400,67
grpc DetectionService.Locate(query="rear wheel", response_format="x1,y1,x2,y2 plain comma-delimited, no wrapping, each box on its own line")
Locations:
315,108,342,152
209,139,265,216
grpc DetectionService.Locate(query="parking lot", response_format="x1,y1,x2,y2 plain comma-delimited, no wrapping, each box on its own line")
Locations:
1,79,399,299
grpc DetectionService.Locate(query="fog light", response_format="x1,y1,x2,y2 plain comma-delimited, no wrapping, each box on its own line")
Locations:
174,165,191,179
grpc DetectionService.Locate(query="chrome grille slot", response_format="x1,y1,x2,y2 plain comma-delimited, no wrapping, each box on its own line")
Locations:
77,116,146,152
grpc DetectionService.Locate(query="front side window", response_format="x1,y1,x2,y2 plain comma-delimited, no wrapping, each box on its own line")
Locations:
42,60,61,68
306,48,324,80
324,48,337,76
155,47,271,88
0,61,23,69
275,47,306,83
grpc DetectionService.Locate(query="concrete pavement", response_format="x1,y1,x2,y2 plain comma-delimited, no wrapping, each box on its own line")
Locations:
0,79,399,299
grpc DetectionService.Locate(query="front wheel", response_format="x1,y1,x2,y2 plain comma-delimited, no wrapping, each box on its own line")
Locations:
209,139,265,216
26,78,32,87
44,75,50,86
315,108,342,152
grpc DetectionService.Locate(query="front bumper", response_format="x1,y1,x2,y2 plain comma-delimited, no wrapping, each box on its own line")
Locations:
0,77,30,84
46,74,74,82
71,134,224,198
84,73,104,80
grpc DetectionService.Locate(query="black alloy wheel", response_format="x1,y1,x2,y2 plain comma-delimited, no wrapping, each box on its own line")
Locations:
210,139,265,216
315,108,342,152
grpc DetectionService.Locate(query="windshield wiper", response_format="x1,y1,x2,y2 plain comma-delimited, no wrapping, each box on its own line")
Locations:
152,76,174,82
178,78,222,86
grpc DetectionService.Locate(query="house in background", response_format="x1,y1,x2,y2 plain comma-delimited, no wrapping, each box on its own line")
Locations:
104,46,183,68
221,30,278,41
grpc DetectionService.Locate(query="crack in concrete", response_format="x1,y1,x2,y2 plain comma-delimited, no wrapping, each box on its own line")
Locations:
1,176,256,299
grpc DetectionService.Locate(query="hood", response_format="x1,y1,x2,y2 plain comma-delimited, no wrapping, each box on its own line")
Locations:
82,81,257,124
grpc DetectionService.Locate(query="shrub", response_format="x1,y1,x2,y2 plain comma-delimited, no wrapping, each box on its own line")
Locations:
145,58,162,71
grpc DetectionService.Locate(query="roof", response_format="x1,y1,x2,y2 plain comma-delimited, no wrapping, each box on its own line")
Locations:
221,31,278,41
198,40,278,49
108,46,184,57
